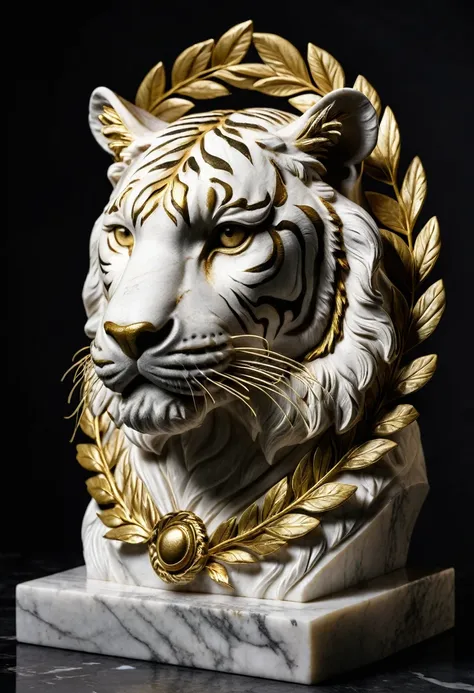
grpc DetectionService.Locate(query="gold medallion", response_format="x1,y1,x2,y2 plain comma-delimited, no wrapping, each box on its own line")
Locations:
148,512,209,584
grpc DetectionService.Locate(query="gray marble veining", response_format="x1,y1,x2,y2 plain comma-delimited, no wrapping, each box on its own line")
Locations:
16,567,455,684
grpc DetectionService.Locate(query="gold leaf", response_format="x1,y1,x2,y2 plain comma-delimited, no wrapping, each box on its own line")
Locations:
262,477,288,520
364,367,389,421
76,443,103,472
253,76,306,97
98,506,128,528
135,61,165,110
409,280,446,346
295,483,357,513
97,411,111,436
239,533,286,557
215,548,257,564
171,39,214,86
353,75,382,117
367,107,400,182
212,20,253,67
394,354,438,396
178,80,230,99
79,410,112,441
214,64,274,88
374,404,419,435
292,453,313,496
222,63,274,78
209,517,237,548
253,33,310,81
152,97,194,122
380,229,412,274
102,427,126,469
86,474,114,504
380,228,413,294
341,439,398,471
312,443,333,482
104,524,150,544
206,560,232,588
307,43,345,93
414,216,441,284
267,513,320,540
401,156,427,231
366,192,405,234
238,502,259,534
288,93,321,113
117,457,159,532
79,407,95,440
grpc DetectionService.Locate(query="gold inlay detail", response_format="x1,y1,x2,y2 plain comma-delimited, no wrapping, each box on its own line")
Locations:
71,23,444,590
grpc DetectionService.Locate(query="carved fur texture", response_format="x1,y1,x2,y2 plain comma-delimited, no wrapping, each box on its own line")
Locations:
81,87,427,600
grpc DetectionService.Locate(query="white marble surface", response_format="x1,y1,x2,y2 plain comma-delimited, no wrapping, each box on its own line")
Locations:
82,86,402,602
16,566,454,684
83,423,427,602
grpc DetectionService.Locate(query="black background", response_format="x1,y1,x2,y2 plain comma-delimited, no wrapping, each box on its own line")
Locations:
5,0,473,581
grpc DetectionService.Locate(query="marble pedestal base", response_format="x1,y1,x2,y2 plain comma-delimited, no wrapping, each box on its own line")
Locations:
16,566,454,685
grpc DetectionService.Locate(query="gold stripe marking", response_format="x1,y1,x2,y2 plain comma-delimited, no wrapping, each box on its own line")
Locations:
271,160,288,207
304,198,349,361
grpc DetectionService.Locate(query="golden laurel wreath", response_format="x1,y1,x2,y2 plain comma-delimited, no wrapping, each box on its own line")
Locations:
73,21,445,589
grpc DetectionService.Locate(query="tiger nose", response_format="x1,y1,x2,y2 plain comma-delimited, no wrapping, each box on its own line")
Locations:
104,320,173,359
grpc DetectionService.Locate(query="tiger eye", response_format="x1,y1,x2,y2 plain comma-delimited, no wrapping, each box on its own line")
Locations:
219,227,247,248
113,227,134,249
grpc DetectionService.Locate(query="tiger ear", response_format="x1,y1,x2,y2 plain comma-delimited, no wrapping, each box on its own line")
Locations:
89,86,167,162
261,88,378,169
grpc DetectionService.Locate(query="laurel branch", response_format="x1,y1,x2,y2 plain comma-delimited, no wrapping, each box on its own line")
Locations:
75,22,445,589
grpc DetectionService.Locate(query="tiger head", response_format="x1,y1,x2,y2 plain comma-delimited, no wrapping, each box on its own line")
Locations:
84,86,396,460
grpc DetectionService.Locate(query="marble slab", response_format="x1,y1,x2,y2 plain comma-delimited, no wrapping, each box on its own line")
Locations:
15,566,454,685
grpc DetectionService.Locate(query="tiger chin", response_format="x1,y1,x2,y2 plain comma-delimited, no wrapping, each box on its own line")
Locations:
81,85,427,600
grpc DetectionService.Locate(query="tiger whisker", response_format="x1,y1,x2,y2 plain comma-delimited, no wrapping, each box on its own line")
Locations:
203,372,250,402
70,363,91,389
230,334,270,350
190,372,216,405
197,367,257,417
81,366,100,403
220,372,292,427
228,369,308,426
234,357,317,391
181,368,198,412
234,351,312,376
64,393,88,420
209,369,251,393
85,371,102,405
73,360,91,382
239,354,336,410
72,345,91,360
61,354,91,381
195,382,212,409
67,376,87,405
242,375,310,430
65,359,94,410
234,351,316,390
231,362,281,384
234,348,326,394
231,362,309,405
233,346,313,377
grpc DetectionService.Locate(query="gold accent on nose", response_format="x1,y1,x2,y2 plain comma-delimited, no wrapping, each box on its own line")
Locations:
104,321,156,359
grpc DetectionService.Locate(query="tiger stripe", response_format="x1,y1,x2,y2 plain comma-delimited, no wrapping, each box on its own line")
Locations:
304,199,349,360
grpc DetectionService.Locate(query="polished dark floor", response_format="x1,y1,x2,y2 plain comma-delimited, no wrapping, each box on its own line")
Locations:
1,554,473,692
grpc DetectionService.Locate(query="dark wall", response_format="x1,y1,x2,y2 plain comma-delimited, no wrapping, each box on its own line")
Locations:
6,0,473,577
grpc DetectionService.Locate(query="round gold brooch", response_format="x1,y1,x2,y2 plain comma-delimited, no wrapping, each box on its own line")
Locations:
148,511,209,584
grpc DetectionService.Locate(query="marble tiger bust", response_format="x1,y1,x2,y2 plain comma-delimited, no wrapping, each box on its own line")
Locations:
82,86,428,600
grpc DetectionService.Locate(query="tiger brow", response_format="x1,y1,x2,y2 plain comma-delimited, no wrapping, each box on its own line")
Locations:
208,178,270,213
